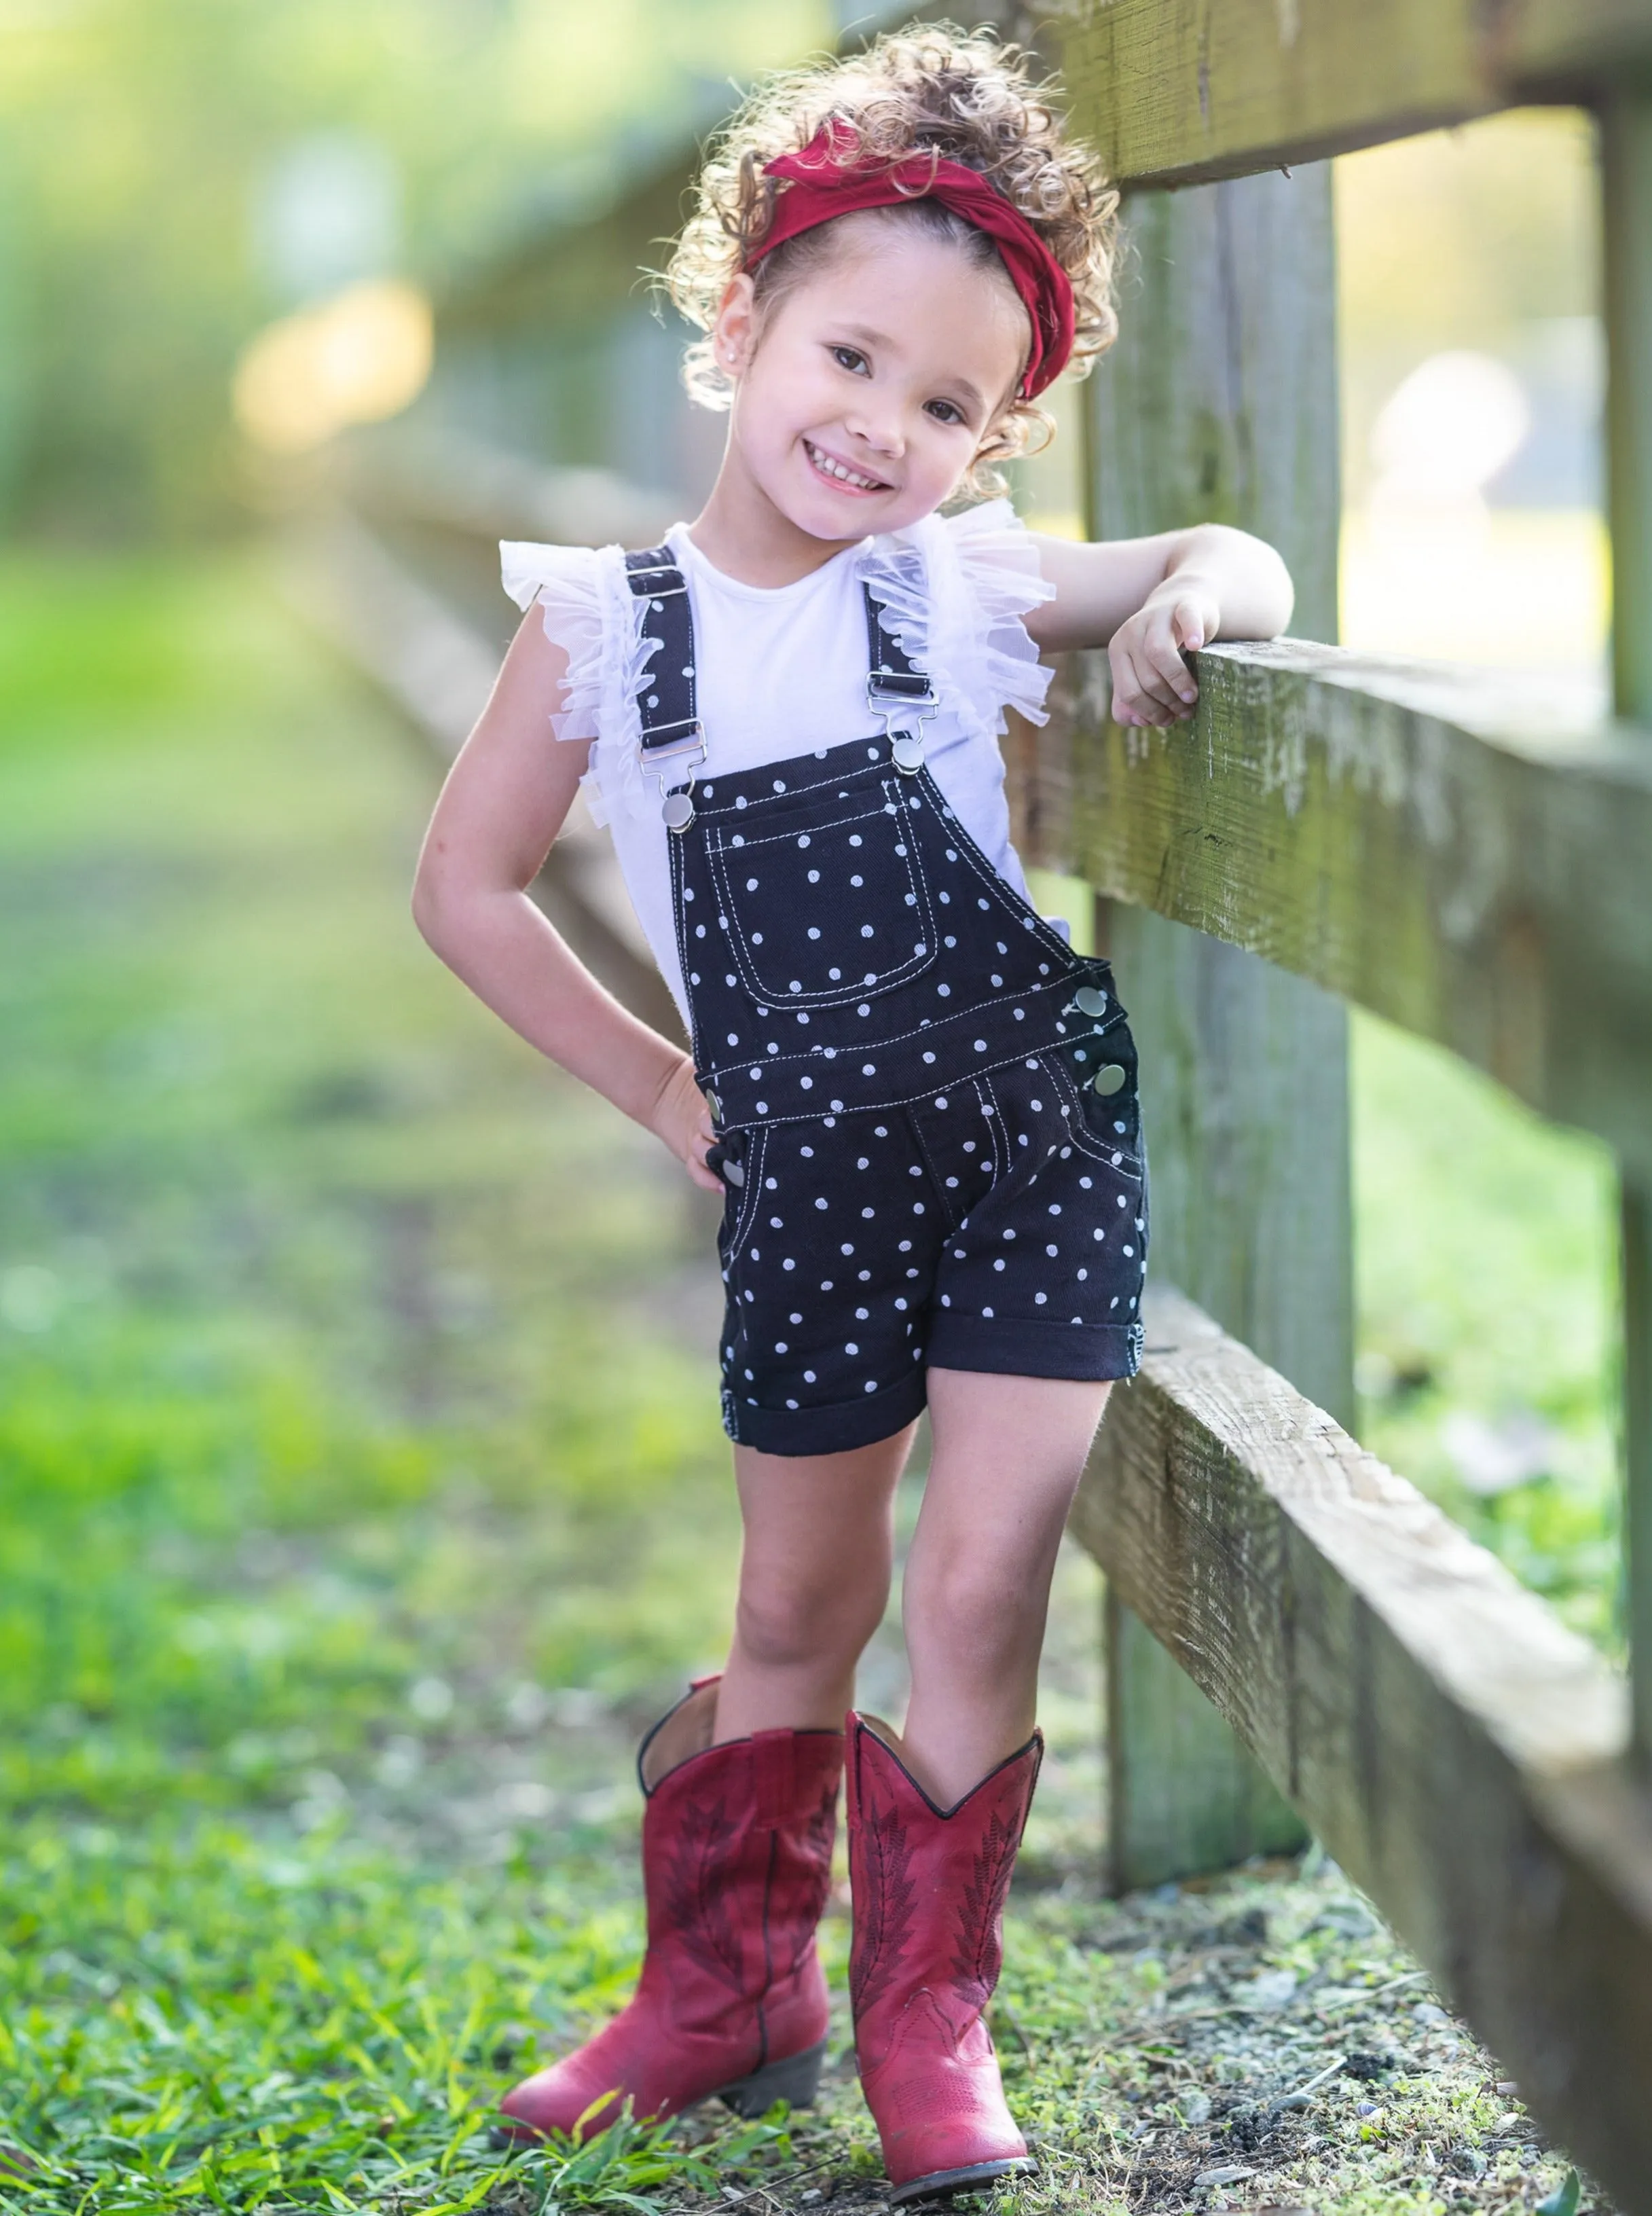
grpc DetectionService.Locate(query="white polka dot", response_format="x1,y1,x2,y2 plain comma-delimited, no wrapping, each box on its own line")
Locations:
815,1197,828,1210
1035,1292,1047,1305
1046,1243,1059,1257
783,1258,796,1270
983,1305,994,1318
993,1258,1006,1272
846,1342,859,1356
864,1379,878,1393
804,1369,817,1382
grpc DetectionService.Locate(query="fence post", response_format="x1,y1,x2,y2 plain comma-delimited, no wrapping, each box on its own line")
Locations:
1085,165,1353,1889
1600,93,1652,1776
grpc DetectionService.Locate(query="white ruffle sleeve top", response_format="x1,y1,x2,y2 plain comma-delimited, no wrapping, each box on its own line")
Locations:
500,499,1057,1027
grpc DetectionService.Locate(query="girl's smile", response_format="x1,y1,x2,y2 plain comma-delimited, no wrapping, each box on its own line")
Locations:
802,436,891,494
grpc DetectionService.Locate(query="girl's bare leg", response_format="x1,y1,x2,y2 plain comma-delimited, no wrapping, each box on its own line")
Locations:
900,1368,1112,1807
714,1425,917,1741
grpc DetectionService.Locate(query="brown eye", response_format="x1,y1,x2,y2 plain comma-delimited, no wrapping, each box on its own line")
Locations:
832,346,869,376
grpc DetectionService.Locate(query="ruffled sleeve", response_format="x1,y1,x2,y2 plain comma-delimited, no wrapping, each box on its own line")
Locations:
858,498,1056,743
500,540,660,822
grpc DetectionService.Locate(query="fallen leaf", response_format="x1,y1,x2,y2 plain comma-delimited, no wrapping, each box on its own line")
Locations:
1537,2171,1581,2216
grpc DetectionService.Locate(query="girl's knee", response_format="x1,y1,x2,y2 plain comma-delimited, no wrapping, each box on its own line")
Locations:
907,1550,1046,1656
735,1572,885,1673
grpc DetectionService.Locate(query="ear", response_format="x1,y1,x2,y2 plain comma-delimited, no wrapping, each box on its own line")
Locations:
711,273,758,380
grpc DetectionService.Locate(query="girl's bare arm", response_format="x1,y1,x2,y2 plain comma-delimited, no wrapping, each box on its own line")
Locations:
1025,525,1295,727
411,609,719,1191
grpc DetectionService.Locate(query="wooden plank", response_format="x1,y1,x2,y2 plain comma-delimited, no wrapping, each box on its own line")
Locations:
1077,163,1346,1885
1069,1285,1652,2211
1628,1188,1652,1779
1048,0,1652,193
1601,88,1652,1775
1105,1587,1307,1884
1005,641,1652,1186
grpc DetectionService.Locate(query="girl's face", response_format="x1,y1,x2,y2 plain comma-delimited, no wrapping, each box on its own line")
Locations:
714,217,1028,545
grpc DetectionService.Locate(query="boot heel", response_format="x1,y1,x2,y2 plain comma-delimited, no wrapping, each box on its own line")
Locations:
714,2036,828,2116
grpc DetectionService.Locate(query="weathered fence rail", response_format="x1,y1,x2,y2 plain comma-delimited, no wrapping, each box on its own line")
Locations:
301,1,1652,2200
1012,643,1649,1179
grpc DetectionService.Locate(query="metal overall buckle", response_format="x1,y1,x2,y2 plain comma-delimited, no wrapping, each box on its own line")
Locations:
867,669,938,776
640,719,707,832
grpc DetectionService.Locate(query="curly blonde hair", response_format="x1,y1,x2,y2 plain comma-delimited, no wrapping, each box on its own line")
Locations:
663,22,1118,496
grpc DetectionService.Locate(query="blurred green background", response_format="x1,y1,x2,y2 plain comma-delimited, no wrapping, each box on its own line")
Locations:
0,5,1624,2209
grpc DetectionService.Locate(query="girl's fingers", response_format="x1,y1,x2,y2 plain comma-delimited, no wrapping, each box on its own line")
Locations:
1140,619,1198,707
1112,641,1179,725
1169,595,1209,655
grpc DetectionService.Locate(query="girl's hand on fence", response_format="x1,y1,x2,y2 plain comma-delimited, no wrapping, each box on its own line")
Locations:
648,1055,723,1193
1108,583,1220,727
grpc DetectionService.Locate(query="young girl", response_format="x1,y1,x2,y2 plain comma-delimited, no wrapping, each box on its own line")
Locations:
414,26,1291,2204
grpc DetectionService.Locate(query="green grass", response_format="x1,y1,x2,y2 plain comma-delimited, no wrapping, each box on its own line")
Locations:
0,551,1621,2214
1351,1013,1620,1650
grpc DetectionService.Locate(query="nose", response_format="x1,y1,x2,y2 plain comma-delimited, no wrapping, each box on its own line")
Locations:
844,400,905,461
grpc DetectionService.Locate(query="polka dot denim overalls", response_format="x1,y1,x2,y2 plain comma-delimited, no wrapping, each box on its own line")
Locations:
624,546,1148,1457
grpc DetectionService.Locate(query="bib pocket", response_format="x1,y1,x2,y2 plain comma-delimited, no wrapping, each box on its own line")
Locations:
706,780,938,1011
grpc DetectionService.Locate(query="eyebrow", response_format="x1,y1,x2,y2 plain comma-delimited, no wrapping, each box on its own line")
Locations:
835,323,989,414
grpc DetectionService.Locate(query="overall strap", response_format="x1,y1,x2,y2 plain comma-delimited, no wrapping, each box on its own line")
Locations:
863,585,937,774
625,545,703,829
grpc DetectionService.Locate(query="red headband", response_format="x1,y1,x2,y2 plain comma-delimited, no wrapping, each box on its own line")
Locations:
750,123,1075,400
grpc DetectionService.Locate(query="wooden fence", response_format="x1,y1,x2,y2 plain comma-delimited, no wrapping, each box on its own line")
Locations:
301,1,1652,2200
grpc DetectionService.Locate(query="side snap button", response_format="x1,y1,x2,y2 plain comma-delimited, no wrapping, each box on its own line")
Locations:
1092,1064,1128,1096
1073,984,1109,1017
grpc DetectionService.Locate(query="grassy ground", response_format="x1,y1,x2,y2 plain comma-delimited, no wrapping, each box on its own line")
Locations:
0,553,1618,2214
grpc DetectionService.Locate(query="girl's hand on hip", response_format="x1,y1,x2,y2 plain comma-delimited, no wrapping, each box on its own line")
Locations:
1108,581,1220,727
648,1055,724,1193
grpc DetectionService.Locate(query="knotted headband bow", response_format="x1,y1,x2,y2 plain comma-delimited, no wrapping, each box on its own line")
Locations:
750,122,1076,400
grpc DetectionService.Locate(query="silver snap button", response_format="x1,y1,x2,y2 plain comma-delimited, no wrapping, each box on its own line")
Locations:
1074,985,1109,1017
662,789,695,832
705,1089,722,1123
892,731,925,774
723,1159,745,1188
1093,1064,1128,1096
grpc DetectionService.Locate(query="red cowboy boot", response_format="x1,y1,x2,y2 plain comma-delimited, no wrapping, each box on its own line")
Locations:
845,1711,1041,2204
498,1678,842,2142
